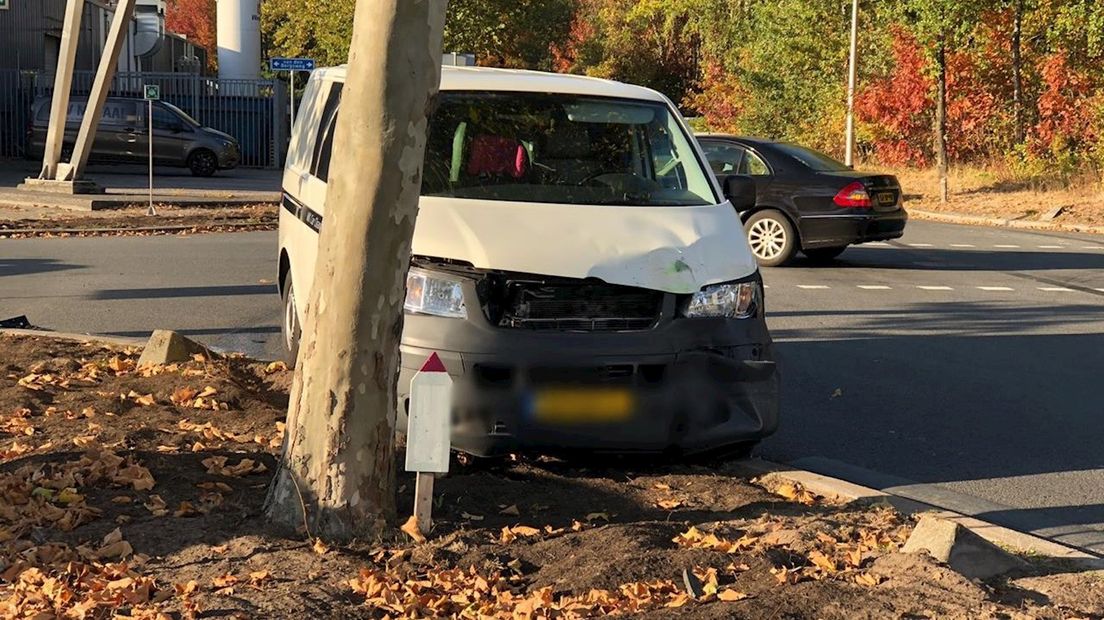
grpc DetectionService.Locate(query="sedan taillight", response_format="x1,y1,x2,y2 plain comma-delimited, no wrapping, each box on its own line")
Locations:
833,181,872,208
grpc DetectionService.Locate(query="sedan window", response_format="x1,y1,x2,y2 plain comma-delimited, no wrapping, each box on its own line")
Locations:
774,142,851,172
700,142,745,175
739,150,771,176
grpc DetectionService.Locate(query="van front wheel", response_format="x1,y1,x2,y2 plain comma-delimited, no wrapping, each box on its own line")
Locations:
281,274,301,367
188,149,218,177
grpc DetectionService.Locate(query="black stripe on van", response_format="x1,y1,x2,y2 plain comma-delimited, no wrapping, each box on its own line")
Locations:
282,192,323,233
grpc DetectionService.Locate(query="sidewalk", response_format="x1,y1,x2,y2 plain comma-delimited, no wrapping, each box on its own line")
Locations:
0,159,282,211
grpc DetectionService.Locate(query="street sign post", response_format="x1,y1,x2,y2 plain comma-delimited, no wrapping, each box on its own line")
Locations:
144,85,160,216
269,58,316,133
404,352,452,536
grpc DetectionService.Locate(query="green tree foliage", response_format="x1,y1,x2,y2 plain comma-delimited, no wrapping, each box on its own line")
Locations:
443,0,576,69
261,0,575,70
258,0,1104,173
261,0,355,66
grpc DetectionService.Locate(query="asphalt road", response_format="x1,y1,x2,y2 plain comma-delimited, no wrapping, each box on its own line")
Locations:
3,220,1104,553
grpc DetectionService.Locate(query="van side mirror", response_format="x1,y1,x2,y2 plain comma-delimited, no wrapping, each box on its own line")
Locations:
722,174,756,211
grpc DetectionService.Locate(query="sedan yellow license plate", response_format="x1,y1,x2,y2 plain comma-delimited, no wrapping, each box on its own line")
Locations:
532,388,634,424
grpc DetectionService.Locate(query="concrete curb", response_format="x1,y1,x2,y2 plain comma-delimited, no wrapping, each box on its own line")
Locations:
0,327,235,357
729,458,1104,570
0,328,147,347
0,193,280,212
909,208,1104,236
0,222,275,237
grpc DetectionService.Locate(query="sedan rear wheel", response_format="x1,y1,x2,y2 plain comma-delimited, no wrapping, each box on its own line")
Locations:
744,210,797,267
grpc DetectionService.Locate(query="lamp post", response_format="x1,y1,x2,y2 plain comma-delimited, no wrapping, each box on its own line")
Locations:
844,0,859,168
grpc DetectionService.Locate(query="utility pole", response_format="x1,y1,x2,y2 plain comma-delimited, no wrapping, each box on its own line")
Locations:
844,0,859,168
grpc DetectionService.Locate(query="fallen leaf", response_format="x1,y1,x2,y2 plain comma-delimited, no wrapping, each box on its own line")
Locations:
831,388,843,398
401,515,426,543
585,512,610,522
717,588,750,602
174,501,200,517
171,386,198,405
855,572,882,587
657,499,682,510
461,512,485,521
265,361,288,373
212,574,239,588
499,504,520,516
808,550,837,574
312,538,329,555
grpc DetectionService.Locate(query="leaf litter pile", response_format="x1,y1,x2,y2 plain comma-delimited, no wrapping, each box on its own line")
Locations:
2,333,1102,619
0,203,277,239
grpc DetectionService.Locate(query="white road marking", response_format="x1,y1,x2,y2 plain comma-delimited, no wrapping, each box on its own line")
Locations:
917,286,954,291
1038,286,1074,292
1038,245,1063,249
797,285,830,290
857,285,892,290
950,243,975,248
907,243,934,247
994,244,1020,248
977,286,1014,291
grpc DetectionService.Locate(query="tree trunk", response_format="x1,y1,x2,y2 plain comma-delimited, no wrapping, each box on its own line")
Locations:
264,0,448,541
1012,0,1024,144
935,39,949,203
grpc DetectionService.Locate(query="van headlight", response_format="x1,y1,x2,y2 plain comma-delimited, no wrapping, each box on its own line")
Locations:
404,268,467,319
681,282,759,319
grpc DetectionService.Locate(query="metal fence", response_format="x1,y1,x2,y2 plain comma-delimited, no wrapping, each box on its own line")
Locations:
0,70,35,158
0,69,287,168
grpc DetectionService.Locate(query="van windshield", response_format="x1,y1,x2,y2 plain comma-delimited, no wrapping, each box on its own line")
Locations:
422,92,717,206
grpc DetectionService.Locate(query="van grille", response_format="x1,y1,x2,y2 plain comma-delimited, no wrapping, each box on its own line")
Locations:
472,275,653,333
483,278,663,332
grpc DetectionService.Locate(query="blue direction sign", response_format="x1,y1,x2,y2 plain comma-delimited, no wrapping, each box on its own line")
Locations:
270,57,316,71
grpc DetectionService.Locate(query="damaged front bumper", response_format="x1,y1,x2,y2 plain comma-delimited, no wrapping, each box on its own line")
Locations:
396,275,780,456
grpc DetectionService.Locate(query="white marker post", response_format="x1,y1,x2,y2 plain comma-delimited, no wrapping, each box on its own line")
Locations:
405,352,452,535
143,84,160,216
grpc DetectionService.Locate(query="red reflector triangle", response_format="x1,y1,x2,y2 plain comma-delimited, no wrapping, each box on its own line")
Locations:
420,352,447,373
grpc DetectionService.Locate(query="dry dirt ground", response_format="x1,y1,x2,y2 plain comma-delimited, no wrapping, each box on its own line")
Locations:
2,333,1102,619
0,204,277,238
890,167,1104,229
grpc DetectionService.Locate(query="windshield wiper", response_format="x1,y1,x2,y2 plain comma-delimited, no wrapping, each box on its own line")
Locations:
593,192,656,206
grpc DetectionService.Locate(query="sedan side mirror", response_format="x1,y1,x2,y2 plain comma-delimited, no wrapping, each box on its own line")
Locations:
722,174,756,211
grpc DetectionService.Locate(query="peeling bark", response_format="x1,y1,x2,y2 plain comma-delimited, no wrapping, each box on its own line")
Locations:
264,0,449,542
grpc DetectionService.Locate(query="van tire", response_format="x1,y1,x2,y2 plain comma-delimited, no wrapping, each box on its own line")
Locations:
281,273,301,367
188,149,218,177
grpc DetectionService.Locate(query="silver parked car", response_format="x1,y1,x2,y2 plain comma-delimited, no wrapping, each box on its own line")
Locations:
26,96,240,176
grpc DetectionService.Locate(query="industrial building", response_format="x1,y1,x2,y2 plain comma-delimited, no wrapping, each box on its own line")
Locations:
0,0,207,74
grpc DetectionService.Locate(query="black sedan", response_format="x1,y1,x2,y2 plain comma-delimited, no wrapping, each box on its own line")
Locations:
697,135,908,266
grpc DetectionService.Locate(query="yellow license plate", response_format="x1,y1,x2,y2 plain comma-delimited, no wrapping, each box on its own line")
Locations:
532,388,634,424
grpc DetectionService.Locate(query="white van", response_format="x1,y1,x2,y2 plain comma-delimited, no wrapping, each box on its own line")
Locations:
279,66,779,456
